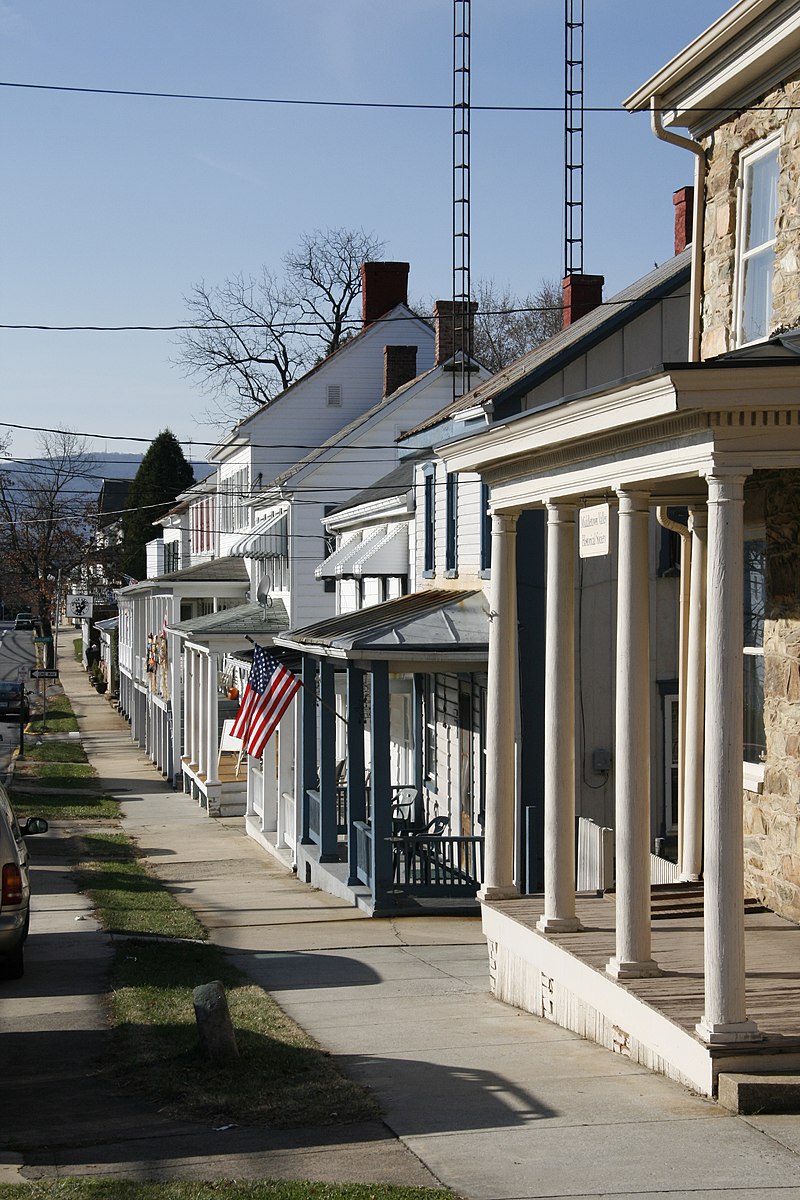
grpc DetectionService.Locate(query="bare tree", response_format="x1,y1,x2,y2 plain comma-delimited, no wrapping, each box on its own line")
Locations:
472,278,563,374
0,430,96,636
178,227,385,426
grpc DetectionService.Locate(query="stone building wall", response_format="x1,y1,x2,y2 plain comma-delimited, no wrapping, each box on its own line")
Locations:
701,76,800,359
743,471,800,922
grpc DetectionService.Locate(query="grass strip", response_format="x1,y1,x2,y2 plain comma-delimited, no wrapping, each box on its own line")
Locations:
110,939,379,1127
74,833,204,939
27,691,78,733
0,1183,454,1199
23,740,89,763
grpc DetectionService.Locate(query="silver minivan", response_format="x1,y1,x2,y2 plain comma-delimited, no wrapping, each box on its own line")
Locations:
0,781,47,979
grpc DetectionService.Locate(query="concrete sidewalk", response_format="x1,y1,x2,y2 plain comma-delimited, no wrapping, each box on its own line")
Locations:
8,636,800,1199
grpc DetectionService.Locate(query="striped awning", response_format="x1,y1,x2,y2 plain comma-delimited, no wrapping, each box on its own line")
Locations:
351,523,409,577
315,526,386,580
230,510,288,560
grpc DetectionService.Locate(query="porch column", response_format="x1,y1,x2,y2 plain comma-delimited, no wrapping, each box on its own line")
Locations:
346,664,367,886
318,659,339,862
370,660,394,909
697,473,760,1043
205,651,220,786
300,656,318,845
681,506,707,881
185,647,197,769
607,490,660,979
538,503,582,933
197,652,208,779
478,511,520,902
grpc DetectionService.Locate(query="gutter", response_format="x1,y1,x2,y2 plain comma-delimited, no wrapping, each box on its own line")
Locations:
651,97,706,363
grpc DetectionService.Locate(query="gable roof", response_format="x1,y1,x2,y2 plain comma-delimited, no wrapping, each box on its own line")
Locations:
403,250,692,439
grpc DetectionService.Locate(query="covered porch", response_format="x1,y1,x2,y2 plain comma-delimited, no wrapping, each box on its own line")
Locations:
276,589,489,915
441,351,800,1095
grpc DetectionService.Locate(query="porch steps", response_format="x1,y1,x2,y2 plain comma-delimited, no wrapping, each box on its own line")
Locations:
604,882,769,920
718,1071,800,1114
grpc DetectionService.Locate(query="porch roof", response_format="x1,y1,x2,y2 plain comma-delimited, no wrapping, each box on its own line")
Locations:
276,588,489,666
169,599,289,640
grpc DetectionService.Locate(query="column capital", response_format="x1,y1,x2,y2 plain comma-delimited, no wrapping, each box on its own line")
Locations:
545,500,577,523
615,488,651,512
705,471,749,502
688,504,708,532
491,510,520,534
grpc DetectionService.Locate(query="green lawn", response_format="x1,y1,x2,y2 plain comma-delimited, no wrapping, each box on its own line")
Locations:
24,740,89,764
0,1184,454,1200
27,691,78,733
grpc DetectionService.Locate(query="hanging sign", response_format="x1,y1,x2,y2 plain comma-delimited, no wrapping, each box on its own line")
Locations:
579,503,610,558
65,594,94,618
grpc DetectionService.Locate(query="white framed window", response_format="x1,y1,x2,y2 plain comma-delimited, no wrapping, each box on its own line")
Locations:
326,384,342,407
743,484,766,788
735,135,780,346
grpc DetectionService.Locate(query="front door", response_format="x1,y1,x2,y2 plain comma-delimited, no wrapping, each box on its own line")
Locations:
459,685,473,836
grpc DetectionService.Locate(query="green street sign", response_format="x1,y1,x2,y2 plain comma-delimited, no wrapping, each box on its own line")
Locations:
33,636,53,644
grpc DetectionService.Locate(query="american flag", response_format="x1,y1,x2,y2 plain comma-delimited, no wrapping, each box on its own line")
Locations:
230,646,301,759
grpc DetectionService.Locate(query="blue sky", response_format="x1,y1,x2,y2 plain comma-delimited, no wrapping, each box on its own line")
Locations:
1,0,727,461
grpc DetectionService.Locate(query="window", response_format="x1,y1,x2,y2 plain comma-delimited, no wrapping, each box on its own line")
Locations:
480,481,492,573
445,472,458,574
326,384,342,407
423,465,435,576
322,505,336,593
424,674,438,788
735,137,779,345
743,522,766,770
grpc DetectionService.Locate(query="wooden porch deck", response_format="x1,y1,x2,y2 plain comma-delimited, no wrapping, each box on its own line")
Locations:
490,889,800,1042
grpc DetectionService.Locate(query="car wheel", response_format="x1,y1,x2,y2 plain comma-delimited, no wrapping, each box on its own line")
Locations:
0,944,24,980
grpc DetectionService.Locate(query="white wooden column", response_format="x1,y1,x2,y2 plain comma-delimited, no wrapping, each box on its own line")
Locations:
185,647,197,769
608,490,660,979
696,472,760,1043
478,511,520,902
197,652,208,778
681,506,707,882
538,502,582,933
205,650,220,787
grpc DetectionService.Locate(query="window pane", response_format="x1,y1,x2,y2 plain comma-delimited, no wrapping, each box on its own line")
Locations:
743,537,766,646
741,248,775,343
743,654,766,765
745,149,779,250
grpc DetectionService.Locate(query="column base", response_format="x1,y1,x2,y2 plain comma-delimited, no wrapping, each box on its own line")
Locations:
606,955,661,979
478,884,520,903
695,1017,763,1045
679,872,702,883
537,914,583,934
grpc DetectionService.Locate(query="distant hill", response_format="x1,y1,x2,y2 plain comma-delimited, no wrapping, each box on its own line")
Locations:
6,452,214,494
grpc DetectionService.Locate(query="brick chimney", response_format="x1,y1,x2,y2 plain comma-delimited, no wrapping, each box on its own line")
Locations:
433,299,479,365
562,274,604,329
361,261,410,327
673,186,694,254
384,345,418,397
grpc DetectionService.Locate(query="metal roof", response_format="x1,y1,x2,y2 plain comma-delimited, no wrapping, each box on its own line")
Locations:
277,589,489,659
157,556,249,584
170,599,289,639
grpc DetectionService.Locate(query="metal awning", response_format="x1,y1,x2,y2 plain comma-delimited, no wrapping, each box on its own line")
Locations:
351,523,408,577
315,526,385,580
276,589,489,667
230,510,288,560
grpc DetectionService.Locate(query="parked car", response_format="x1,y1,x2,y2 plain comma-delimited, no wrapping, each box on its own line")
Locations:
0,681,30,722
0,782,47,979
14,613,34,631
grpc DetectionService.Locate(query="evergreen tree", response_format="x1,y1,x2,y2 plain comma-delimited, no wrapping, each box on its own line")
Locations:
120,430,195,581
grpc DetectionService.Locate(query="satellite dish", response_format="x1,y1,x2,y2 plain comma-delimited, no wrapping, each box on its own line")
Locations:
256,576,273,610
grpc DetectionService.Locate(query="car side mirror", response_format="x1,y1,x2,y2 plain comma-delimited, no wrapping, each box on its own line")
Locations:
21,816,48,835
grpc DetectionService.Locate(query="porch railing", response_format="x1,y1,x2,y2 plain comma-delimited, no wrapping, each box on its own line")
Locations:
391,833,484,896
307,789,321,842
354,820,373,888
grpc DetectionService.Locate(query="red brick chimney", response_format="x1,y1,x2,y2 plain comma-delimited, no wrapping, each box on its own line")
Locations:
384,345,418,397
673,186,694,254
361,262,410,327
562,274,604,329
433,299,479,365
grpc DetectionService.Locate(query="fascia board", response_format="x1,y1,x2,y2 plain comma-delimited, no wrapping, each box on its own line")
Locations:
670,363,800,408
324,495,411,531
625,2,800,125
439,375,679,475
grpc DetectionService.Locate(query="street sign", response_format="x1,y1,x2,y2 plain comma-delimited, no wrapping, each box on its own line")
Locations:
65,594,93,618
30,668,59,679
33,636,53,645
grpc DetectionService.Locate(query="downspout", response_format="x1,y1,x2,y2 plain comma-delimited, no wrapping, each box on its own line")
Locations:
656,507,691,869
651,96,706,363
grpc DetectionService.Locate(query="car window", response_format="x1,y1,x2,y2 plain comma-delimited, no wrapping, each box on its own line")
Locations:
0,785,24,848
